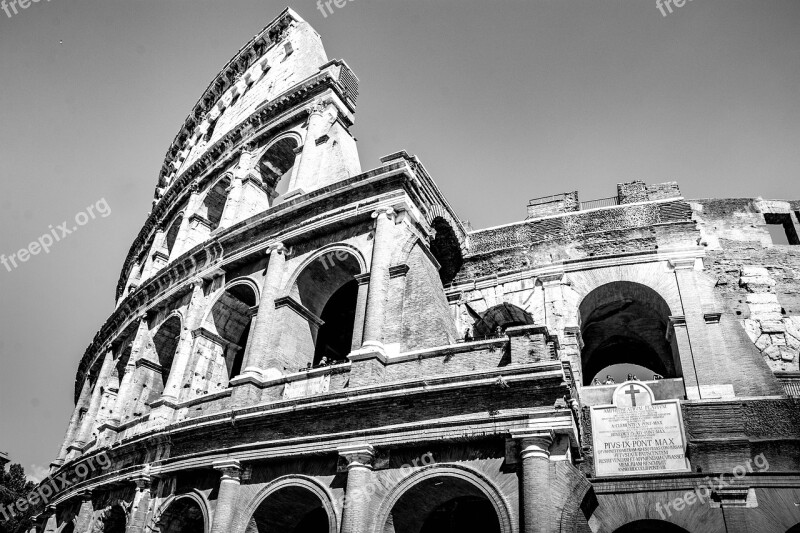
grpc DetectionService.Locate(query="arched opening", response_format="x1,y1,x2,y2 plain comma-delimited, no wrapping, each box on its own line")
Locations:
247,485,331,533
580,282,678,386
124,315,183,421
429,217,463,285
382,475,501,533
259,137,299,202
470,302,534,339
98,504,127,533
314,279,358,364
613,520,690,533
289,249,361,368
788,524,800,533
199,177,231,231
203,283,257,381
164,214,184,259
157,497,206,533
152,315,182,389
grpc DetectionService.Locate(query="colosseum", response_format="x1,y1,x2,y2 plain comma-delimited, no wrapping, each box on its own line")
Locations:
34,8,800,533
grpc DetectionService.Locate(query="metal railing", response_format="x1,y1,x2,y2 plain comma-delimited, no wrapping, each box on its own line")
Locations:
528,193,568,206
776,372,800,397
580,196,620,210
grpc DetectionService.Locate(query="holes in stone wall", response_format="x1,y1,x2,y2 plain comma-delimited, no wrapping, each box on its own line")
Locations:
765,213,799,245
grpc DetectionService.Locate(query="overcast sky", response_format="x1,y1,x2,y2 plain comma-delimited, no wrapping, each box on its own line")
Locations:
1,0,798,481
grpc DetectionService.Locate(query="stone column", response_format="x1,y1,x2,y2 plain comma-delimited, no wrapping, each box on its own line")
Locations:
670,259,705,399
338,444,375,533
539,273,567,341
108,318,150,428
141,227,166,280
68,349,115,460
159,278,207,403
127,471,155,533
73,492,94,533
241,243,290,376
361,207,396,348
218,176,244,230
209,460,242,533
173,182,204,257
513,430,553,533
42,505,58,533
53,377,93,467
350,274,370,351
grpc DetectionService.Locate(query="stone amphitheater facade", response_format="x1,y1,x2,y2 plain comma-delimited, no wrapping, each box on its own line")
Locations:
33,8,800,533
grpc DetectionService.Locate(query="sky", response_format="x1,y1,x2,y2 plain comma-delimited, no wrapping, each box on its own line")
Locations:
1,0,799,481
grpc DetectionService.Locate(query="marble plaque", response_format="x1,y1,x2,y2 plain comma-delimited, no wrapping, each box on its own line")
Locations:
590,381,690,477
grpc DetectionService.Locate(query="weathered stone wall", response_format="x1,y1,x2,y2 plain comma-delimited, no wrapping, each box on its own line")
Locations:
692,198,800,373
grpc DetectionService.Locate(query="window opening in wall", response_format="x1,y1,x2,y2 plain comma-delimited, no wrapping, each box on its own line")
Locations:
765,213,799,245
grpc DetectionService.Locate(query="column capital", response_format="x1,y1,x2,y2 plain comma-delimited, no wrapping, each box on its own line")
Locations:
338,444,375,471
537,273,566,287
213,459,242,482
371,206,396,221
266,242,291,256
130,469,154,491
668,257,698,271
510,430,554,460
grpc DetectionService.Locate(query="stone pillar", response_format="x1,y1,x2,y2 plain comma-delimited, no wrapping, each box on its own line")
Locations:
241,243,290,376
209,460,242,533
110,318,150,427
73,492,94,533
141,227,166,280
350,274,370,351
361,207,396,348
218,176,244,230
670,260,706,399
338,444,375,533
158,279,207,404
42,505,58,533
173,182,204,257
667,315,696,395
53,377,93,467
127,471,154,533
68,349,115,460
513,430,553,533
539,273,567,343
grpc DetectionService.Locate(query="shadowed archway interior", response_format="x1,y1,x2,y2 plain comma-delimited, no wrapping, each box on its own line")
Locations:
579,281,679,385
259,137,299,201
613,519,691,533
382,476,501,533
246,485,330,533
157,497,205,533
152,316,182,388
205,283,257,380
470,302,534,338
